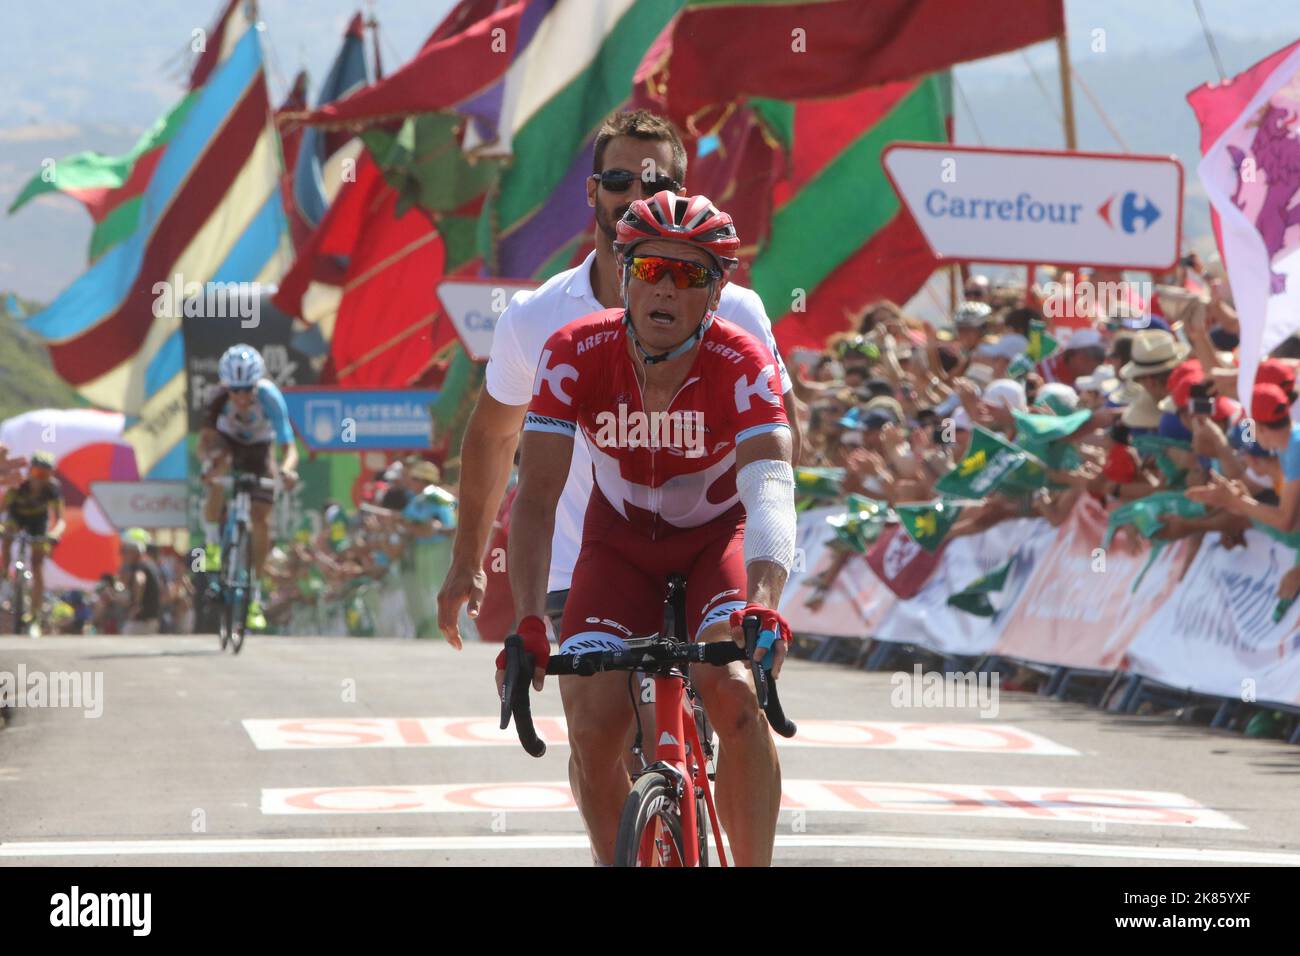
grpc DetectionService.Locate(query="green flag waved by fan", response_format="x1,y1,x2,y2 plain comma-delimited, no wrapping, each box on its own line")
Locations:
935,426,1043,498
1007,320,1059,379
825,494,890,554
1103,492,1207,592
947,557,1015,617
1012,408,1092,473
896,499,963,553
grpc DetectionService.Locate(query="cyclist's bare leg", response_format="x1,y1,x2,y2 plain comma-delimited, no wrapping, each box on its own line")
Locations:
250,500,273,578
560,671,636,864
689,619,781,867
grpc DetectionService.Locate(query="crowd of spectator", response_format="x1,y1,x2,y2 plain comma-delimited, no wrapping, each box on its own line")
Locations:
787,257,1300,702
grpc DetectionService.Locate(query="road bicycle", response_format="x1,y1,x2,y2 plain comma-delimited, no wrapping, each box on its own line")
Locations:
501,573,797,867
6,529,53,636
210,472,279,654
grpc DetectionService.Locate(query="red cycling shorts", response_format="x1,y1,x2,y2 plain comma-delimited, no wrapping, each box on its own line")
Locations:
559,487,748,650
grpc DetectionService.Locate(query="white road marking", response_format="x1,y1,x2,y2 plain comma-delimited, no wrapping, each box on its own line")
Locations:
1,833,1294,864
258,779,1243,829
241,717,1077,755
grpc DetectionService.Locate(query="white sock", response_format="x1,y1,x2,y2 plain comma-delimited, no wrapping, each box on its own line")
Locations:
202,521,219,546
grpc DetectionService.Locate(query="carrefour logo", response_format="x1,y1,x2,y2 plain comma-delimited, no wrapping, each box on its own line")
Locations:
1097,191,1160,234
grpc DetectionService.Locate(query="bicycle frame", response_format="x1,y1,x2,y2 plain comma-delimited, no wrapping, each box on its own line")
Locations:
644,668,728,867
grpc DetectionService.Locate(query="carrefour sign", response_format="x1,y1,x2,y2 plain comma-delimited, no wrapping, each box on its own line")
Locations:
437,278,540,362
883,143,1183,270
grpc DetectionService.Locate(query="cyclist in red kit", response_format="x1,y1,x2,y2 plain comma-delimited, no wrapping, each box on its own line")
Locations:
499,191,797,866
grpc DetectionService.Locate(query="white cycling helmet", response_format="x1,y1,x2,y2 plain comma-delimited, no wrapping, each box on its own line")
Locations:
954,301,993,328
218,344,265,388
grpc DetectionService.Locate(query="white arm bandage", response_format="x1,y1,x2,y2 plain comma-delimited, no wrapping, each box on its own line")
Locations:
736,459,796,572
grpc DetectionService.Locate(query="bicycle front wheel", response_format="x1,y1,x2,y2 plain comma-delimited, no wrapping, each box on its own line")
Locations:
11,569,25,636
228,524,251,654
614,772,687,867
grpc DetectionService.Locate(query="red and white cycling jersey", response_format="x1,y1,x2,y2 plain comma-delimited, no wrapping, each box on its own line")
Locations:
524,308,789,536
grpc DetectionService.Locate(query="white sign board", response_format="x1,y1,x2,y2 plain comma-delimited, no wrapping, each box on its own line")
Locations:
882,143,1183,270
436,278,540,362
90,481,188,529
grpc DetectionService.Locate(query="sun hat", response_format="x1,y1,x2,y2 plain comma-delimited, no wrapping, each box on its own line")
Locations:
1121,388,1162,428
1120,330,1191,380
1074,365,1120,395
984,378,1028,412
1035,382,1080,416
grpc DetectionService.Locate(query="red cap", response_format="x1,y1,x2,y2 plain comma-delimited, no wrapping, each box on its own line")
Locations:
1252,382,1292,426
1169,366,1206,409
1256,359,1297,396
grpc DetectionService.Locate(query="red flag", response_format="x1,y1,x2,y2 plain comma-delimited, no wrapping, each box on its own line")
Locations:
290,1,528,129
637,0,1063,128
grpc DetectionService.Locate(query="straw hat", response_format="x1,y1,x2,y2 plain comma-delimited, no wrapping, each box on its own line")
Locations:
408,460,441,485
1120,330,1190,380
1121,388,1162,428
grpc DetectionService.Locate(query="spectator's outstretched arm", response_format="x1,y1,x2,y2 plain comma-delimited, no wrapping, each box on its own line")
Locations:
1189,472,1300,533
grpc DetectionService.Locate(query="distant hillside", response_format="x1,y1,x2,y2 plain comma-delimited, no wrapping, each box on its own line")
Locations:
0,294,84,422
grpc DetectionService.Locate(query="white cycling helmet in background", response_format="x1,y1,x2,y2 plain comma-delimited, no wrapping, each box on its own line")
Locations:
218,344,266,388
953,301,993,328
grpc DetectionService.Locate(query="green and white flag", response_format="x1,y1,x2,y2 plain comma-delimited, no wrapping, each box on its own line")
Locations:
896,499,963,552
947,557,1014,617
935,426,1042,498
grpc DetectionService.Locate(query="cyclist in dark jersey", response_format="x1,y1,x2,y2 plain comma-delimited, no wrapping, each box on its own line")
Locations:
119,528,162,635
2,451,65,631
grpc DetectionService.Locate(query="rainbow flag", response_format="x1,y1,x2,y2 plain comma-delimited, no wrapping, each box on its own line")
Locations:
12,0,290,478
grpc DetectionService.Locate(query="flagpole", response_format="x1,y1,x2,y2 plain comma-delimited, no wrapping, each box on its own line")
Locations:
1055,31,1078,150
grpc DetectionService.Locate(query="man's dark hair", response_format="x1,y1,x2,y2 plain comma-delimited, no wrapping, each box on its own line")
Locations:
1270,333,1300,359
1109,335,1134,366
1004,307,1039,338
592,109,688,183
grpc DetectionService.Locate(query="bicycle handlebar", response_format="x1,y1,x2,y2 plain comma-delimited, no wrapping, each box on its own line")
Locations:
500,614,796,758
211,474,281,492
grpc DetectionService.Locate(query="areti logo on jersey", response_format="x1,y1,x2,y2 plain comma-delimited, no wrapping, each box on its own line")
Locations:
703,339,746,364
734,364,778,413
574,329,620,355
592,405,706,458
534,348,579,405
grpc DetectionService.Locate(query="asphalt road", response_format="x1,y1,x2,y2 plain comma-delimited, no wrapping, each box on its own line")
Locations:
1,634,1298,867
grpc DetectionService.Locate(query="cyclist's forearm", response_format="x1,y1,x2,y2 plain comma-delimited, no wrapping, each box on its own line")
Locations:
280,442,298,473
451,421,519,567
508,505,553,621
746,559,788,611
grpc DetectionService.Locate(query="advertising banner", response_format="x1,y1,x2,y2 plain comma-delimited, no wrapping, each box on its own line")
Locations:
979,498,1190,669
873,517,1051,657
1125,530,1300,706
883,143,1183,270
282,388,439,451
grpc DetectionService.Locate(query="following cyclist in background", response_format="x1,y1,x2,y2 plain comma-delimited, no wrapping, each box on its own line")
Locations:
1,451,66,635
118,527,162,636
503,191,796,867
199,344,298,632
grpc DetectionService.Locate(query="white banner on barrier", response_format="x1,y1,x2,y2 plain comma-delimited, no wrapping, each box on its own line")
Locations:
873,518,1049,657
782,508,895,638
1125,531,1300,706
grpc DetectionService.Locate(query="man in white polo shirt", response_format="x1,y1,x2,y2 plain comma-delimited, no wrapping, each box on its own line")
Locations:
437,109,800,645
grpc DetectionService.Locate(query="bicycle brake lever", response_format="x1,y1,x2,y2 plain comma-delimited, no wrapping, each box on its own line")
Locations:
499,634,524,730
742,615,770,710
